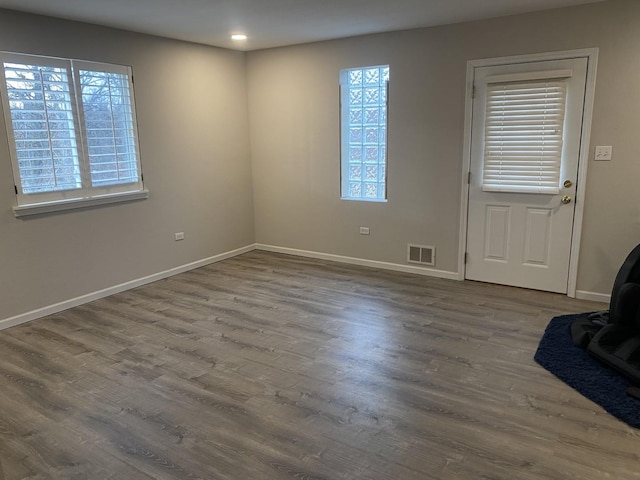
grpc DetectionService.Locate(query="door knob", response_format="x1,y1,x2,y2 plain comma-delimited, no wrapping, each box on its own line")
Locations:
561,195,572,204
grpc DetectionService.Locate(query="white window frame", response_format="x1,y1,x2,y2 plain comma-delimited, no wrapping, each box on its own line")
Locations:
0,52,147,217
340,65,389,202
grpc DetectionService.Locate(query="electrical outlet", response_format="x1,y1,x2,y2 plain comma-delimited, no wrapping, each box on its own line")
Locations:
174,232,185,241
594,146,613,161
359,227,370,235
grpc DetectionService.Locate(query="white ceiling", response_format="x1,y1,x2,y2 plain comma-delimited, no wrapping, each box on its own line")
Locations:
0,0,606,51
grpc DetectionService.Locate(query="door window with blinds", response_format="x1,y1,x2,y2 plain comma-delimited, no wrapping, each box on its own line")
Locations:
0,52,144,211
482,70,571,194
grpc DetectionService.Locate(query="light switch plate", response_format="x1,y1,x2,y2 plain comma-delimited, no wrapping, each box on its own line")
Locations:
595,145,613,161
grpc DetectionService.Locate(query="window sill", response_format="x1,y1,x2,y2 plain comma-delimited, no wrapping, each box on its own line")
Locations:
340,197,388,203
13,190,149,218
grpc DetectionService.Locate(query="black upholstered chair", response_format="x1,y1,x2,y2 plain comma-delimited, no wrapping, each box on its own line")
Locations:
580,243,640,384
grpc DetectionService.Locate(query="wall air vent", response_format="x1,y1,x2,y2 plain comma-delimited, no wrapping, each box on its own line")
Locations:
407,244,435,266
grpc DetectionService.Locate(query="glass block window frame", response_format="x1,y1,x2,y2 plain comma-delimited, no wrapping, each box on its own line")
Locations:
340,65,389,202
0,51,144,210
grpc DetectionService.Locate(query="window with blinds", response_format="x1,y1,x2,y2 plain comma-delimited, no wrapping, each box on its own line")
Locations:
79,68,139,188
0,52,144,209
3,62,81,194
482,79,568,194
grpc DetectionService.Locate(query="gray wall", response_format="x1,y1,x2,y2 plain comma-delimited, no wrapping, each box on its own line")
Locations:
0,10,255,321
2,0,640,322
247,0,640,296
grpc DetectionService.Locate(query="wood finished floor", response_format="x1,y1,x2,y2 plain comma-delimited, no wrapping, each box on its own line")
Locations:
0,251,637,480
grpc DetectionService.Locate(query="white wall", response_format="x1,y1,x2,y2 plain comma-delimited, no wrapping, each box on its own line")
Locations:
247,0,640,297
0,10,255,322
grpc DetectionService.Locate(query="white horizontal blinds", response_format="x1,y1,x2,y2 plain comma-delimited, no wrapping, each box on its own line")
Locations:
482,79,568,194
3,61,81,194
79,68,139,187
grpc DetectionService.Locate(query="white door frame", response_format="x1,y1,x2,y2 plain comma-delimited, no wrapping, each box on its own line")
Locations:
458,48,599,298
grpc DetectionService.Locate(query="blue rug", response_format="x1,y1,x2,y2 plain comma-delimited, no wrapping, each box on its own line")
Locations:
534,313,640,428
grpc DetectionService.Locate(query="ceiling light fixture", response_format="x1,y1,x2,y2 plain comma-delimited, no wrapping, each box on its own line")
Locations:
231,34,248,41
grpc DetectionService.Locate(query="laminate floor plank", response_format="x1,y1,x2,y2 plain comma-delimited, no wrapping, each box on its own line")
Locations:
1,251,637,479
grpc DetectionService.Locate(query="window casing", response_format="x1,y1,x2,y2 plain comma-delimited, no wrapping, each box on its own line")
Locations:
0,52,145,213
340,65,389,202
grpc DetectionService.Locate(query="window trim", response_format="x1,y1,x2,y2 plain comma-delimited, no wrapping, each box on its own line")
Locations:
13,189,149,217
0,52,145,216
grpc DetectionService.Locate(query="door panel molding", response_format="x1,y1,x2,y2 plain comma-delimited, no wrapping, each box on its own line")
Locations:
484,205,511,261
524,208,552,266
458,48,599,297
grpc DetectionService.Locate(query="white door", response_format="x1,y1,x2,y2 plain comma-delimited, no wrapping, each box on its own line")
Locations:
466,58,588,293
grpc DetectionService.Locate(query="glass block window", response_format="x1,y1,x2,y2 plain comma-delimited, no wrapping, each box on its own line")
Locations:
340,65,389,201
0,52,144,208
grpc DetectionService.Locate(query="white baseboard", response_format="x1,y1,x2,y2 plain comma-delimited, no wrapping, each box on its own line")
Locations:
575,290,611,304
4,242,599,332
255,244,460,281
0,244,256,331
